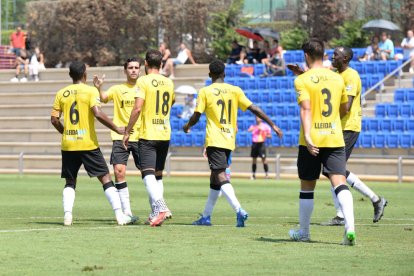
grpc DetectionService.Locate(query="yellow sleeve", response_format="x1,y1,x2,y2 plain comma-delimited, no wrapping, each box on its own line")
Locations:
106,86,116,102
195,89,206,113
340,79,348,104
51,92,61,116
237,88,253,111
135,79,145,100
90,88,101,108
344,71,358,97
295,76,310,104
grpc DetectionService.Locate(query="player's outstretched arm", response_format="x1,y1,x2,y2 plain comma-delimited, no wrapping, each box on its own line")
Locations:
123,97,144,149
183,112,201,133
92,106,124,135
300,100,319,156
93,74,109,103
50,111,63,134
248,104,283,138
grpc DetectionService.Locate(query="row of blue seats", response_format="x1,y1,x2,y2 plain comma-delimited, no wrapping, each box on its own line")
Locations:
375,103,414,118
362,118,414,132
394,88,414,103
356,132,414,149
206,74,383,91
349,61,401,76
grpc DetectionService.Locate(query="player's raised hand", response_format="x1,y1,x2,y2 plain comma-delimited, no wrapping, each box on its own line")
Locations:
116,126,126,135
272,125,283,138
287,64,304,76
93,74,106,89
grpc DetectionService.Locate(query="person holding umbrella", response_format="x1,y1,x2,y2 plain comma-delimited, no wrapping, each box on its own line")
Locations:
378,32,395,60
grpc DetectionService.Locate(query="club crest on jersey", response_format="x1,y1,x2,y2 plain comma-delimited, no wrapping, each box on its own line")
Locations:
310,76,319,83
346,85,353,92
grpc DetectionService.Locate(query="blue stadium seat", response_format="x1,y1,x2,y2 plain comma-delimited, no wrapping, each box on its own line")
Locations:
387,104,399,118
406,120,414,131
283,51,294,63
393,119,405,132
376,61,387,75
386,60,400,75
225,66,235,77
273,105,285,117
369,74,383,87
205,79,212,86
293,51,304,63
236,132,251,147
367,118,381,131
282,132,294,147
243,117,256,130
375,103,388,117
270,132,282,147
261,90,271,102
267,77,278,89
262,104,273,115
381,119,392,132
361,118,369,131
247,79,256,90
286,104,299,117
193,132,205,147
236,78,249,90
253,64,265,76
249,90,260,102
387,133,399,148
360,132,373,148
351,62,365,74
225,78,236,86
281,90,295,103
171,133,185,147
278,77,292,90
256,78,267,89
365,62,378,74
407,89,414,102
399,133,412,148
279,119,291,131
270,90,281,103
399,104,412,118
394,89,406,103
374,133,386,148
291,118,300,131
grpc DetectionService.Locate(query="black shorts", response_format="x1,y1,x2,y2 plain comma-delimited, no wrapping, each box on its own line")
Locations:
297,145,346,181
110,140,140,169
343,131,360,161
61,148,109,179
138,139,170,172
206,147,231,170
250,142,267,158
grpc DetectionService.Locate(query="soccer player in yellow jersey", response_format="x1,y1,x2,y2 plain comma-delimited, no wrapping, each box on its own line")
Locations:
183,60,283,227
93,58,141,219
289,39,356,245
320,47,387,226
123,49,175,227
50,61,136,226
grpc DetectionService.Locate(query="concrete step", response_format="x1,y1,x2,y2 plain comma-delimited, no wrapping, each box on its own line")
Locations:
0,64,209,82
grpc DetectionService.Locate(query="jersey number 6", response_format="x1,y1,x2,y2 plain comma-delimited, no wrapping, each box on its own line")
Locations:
70,101,79,125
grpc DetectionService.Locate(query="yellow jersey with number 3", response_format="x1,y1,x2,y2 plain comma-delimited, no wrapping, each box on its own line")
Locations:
105,83,140,141
340,67,362,132
195,82,252,151
135,74,175,141
295,68,348,148
51,83,100,151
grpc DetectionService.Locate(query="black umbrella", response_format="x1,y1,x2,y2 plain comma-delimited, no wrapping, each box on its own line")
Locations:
256,27,280,40
362,19,401,34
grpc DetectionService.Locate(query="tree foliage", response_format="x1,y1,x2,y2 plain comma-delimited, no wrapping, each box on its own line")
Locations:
280,27,308,50
330,19,371,48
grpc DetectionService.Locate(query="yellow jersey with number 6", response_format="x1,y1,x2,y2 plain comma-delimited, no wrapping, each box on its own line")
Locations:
52,83,100,151
295,68,348,148
195,82,252,151
135,74,175,141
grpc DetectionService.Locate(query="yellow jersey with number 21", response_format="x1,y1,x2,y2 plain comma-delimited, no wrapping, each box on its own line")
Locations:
295,68,348,148
195,82,252,151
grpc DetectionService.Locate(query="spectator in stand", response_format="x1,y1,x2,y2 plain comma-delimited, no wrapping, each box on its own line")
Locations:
261,53,286,77
178,93,197,120
29,46,46,82
378,32,394,60
244,41,262,64
323,52,332,69
359,35,381,61
159,42,171,74
11,49,29,82
227,40,245,65
260,40,271,59
164,43,196,79
9,26,26,57
261,39,283,67
401,30,414,73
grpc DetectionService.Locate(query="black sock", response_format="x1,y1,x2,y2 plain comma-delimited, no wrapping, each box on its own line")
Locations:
264,164,269,173
252,164,257,174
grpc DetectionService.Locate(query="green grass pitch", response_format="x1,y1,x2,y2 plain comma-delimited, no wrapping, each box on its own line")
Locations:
0,174,413,275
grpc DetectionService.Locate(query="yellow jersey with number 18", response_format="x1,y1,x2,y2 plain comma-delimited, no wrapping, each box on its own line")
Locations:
135,74,175,141
295,68,348,148
340,67,362,132
51,83,100,151
105,83,140,141
195,82,252,151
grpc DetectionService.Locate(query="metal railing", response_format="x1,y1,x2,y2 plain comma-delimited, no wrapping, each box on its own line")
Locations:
361,58,412,104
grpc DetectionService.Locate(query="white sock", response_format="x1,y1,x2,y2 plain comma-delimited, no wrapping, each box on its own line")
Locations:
202,189,221,217
347,172,379,203
63,186,75,214
299,191,314,236
115,182,132,216
220,183,241,212
330,186,344,218
104,185,123,218
157,179,164,197
335,185,355,232
143,175,162,206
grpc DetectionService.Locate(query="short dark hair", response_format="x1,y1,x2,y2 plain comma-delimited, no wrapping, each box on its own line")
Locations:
123,57,140,69
341,46,353,62
69,61,86,81
145,49,162,69
209,59,225,76
301,38,324,60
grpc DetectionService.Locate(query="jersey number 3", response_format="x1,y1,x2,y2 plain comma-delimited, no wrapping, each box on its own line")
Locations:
321,88,332,117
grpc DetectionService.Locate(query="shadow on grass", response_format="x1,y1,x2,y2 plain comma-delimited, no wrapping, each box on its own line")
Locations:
255,236,339,245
